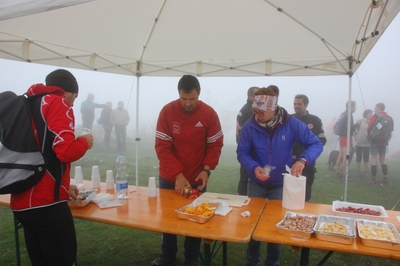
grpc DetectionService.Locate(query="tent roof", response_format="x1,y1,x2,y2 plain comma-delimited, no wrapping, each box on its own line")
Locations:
0,0,399,77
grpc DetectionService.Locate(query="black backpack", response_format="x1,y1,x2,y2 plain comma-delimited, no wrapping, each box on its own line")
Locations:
0,93,62,199
370,114,394,142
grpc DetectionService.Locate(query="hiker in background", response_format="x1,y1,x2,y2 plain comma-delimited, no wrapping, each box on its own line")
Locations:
10,69,93,266
80,93,106,130
236,86,258,196
98,101,113,149
237,86,323,266
111,101,130,153
291,94,326,202
367,103,394,185
354,109,373,178
153,75,223,266
334,101,356,179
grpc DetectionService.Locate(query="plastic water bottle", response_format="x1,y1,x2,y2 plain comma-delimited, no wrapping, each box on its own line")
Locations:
115,153,128,199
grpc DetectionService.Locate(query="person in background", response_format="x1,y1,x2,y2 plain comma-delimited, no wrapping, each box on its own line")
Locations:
237,86,323,266
153,75,223,266
354,109,373,178
98,101,113,149
367,103,394,185
292,94,326,202
236,86,258,195
80,93,106,130
111,101,130,153
10,69,93,266
335,101,356,179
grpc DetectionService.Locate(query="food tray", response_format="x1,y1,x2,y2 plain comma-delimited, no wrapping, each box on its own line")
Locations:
276,211,318,240
176,202,219,223
313,215,356,245
332,200,388,221
68,189,97,208
357,220,400,250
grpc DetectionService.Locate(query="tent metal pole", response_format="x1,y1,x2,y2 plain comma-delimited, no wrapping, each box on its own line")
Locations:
344,75,353,201
135,76,140,190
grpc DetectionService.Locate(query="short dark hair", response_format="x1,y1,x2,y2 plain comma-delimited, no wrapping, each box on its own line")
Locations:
346,101,356,109
177,75,201,95
255,85,279,97
376,103,385,111
363,109,373,118
294,94,309,105
247,86,258,97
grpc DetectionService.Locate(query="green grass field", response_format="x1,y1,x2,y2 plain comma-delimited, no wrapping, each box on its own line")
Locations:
1,140,400,266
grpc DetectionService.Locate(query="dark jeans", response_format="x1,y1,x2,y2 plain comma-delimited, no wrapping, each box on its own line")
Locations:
247,180,282,266
158,177,206,261
237,165,249,196
114,124,126,152
13,202,77,266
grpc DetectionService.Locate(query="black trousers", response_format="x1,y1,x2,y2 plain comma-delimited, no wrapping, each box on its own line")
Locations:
13,202,77,266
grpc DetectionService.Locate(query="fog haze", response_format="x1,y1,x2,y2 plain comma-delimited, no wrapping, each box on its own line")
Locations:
1,14,399,155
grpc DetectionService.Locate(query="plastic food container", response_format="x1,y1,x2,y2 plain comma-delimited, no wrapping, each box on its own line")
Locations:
357,219,400,250
332,200,388,221
68,189,97,208
276,211,318,240
176,202,219,223
313,214,356,244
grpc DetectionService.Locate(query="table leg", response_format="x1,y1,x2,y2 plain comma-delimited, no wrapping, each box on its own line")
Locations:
300,247,309,266
203,241,211,266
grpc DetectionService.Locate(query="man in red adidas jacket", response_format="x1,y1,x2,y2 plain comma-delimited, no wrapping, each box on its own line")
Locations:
11,69,93,266
152,75,223,266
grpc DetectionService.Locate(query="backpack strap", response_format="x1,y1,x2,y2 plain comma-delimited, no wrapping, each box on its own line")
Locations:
28,94,63,201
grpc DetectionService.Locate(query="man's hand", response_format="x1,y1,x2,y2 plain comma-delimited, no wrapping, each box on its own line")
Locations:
195,170,209,191
254,166,270,181
68,184,79,199
80,134,94,149
291,161,305,177
175,173,190,196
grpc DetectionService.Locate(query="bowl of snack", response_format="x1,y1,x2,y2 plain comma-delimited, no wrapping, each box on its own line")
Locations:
357,219,400,250
313,214,356,244
332,200,388,221
276,211,318,240
68,189,97,208
176,201,219,223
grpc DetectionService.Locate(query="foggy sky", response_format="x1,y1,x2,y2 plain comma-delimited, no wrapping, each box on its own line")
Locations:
1,14,399,153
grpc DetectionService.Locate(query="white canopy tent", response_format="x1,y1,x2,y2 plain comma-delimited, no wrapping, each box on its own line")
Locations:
0,0,399,200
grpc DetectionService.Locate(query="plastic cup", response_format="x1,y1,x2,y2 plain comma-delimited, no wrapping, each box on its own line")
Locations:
105,170,114,190
147,177,157,197
74,166,83,184
75,127,91,137
91,165,100,189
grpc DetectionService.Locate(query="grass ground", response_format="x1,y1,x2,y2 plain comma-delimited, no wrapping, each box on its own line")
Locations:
1,140,400,265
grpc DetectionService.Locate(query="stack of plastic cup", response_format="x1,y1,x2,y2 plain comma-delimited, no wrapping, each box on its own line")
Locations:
91,165,100,189
105,170,114,190
148,177,157,198
74,166,83,184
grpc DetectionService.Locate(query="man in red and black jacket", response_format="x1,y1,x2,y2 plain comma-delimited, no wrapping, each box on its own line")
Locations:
11,69,93,266
153,75,223,266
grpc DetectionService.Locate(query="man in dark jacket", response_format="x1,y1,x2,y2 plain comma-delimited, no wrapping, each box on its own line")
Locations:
292,94,327,201
236,86,258,195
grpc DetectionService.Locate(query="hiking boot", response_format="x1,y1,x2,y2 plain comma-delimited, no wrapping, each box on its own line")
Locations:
151,256,176,266
184,260,201,266
336,172,342,179
381,178,389,185
368,179,377,186
355,171,360,177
